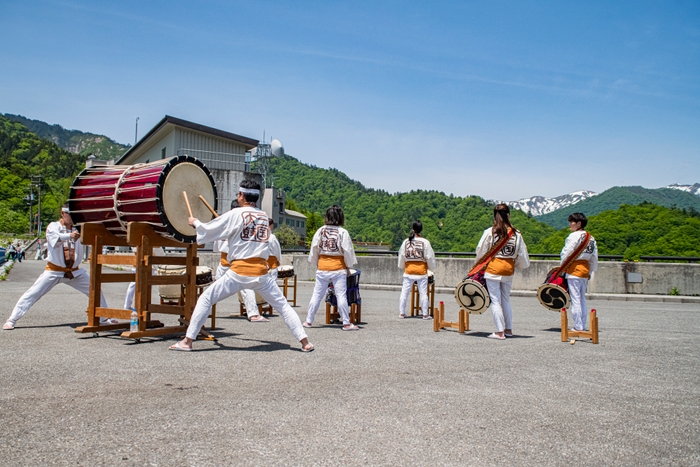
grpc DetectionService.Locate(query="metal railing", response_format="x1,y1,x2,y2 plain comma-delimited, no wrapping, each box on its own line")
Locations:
639,256,700,263
281,249,626,261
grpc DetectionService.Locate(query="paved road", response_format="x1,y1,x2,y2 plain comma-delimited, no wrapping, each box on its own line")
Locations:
1,260,699,466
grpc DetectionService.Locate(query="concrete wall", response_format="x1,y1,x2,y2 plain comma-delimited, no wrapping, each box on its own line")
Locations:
196,252,700,295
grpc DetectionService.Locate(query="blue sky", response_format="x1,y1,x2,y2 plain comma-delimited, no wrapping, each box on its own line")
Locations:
1,0,698,200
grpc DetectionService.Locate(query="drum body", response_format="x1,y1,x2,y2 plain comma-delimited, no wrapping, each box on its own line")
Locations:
277,265,295,279
427,270,435,284
196,266,213,286
454,276,491,314
325,268,361,306
68,156,217,243
537,269,571,311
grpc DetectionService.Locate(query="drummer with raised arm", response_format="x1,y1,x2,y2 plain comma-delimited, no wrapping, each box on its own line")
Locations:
169,180,313,352
561,213,598,332
3,204,113,330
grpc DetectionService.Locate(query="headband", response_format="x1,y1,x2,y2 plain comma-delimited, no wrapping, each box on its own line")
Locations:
239,187,260,195
61,207,70,213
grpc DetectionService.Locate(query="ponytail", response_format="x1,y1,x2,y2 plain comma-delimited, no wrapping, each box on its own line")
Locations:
492,204,513,239
409,220,423,244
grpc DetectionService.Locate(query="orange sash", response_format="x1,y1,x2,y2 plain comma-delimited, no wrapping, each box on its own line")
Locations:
468,228,515,277
267,256,280,270
566,259,590,278
318,255,346,271
220,253,230,267
46,262,79,279
405,261,428,275
485,258,515,276
229,258,269,276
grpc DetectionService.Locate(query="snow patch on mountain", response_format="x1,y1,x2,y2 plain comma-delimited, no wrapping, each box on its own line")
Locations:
504,190,598,216
665,183,700,196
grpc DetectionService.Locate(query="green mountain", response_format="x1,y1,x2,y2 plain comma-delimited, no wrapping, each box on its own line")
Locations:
3,113,130,160
268,155,557,251
0,115,85,233
536,186,700,229
536,202,700,260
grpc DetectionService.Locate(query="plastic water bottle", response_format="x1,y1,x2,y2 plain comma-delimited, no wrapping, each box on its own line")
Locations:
130,309,138,332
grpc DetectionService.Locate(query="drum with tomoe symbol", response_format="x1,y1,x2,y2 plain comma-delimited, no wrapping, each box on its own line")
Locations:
68,156,217,243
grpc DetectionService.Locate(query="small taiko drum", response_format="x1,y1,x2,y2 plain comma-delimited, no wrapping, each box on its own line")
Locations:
537,268,571,311
277,265,295,279
68,156,217,243
196,266,213,286
325,268,361,306
427,270,435,284
454,272,490,314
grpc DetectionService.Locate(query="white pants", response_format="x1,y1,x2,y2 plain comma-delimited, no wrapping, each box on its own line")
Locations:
7,270,107,325
124,282,136,309
486,279,513,333
567,277,588,331
399,275,429,316
305,270,349,325
232,268,279,318
186,270,306,341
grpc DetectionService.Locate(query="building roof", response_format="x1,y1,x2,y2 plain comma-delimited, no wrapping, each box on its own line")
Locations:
116,115,259,164
283,209,307,220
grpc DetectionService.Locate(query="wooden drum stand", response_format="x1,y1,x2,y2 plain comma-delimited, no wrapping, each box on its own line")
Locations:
433,301,469,334
561,308,599,344
75,222,213,342
409,281,435,318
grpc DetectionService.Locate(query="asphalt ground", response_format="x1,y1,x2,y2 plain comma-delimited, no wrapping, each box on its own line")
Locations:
1,260,699,466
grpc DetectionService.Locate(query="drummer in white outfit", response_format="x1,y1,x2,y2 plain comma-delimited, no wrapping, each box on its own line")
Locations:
474,204,530,340
169,180,313,352
3,204,111,330
238,217,282,322
303,205,359,331
561,212,598,332
397,221,436,319
213,200,263,321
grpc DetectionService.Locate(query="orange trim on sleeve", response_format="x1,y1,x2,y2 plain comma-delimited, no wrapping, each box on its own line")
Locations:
485,258,515,276
405,261,428,275
229,258,269,276
318,255,346,271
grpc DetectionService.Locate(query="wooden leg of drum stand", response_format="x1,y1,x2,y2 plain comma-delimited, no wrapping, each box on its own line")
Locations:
429,282,435,317
561,308,569,342
591,309,598,344
410,283,417,317
325,302,331,325
458,309,466,334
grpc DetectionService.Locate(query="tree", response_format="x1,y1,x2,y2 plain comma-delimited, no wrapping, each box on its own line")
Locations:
274,224,303,249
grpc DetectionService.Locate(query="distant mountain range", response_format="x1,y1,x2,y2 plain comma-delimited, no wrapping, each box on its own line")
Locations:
2,113,130,160
504,184,699,225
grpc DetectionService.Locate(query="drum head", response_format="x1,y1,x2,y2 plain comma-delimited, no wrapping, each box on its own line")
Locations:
537,283,571,311
158,157,217,242
454,279,490,314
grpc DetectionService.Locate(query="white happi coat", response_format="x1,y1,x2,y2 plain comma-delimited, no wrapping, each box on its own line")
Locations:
475,228,530,282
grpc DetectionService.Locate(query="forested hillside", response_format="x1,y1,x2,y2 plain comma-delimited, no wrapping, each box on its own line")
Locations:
537,186,700,228
536,203,700,259
0,116,84,232
269,155,557,251
3,113,129,160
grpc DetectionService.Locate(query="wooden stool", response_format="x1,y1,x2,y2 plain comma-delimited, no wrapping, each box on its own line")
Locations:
179,283,216,330
237,292,273,317
278,274,297,306
433,301,469,333
561,308,599,344
325,302,361,325
409,280,435,317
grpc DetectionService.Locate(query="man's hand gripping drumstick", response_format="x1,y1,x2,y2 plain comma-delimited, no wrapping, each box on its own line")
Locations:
183,191,198,227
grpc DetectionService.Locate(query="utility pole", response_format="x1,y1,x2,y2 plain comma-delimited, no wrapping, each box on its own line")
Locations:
135,117,139,145
30,175,42,235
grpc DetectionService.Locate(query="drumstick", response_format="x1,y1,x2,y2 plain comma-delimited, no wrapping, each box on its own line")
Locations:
198,195,219,218
183,191,193,217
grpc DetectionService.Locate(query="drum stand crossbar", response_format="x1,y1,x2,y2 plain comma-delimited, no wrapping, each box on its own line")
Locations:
433,301,469,333
409,281,435,317
560,308,599,344
75,222,213,342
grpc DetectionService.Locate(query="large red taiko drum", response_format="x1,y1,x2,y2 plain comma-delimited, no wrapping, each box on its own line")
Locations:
68,156,217,243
